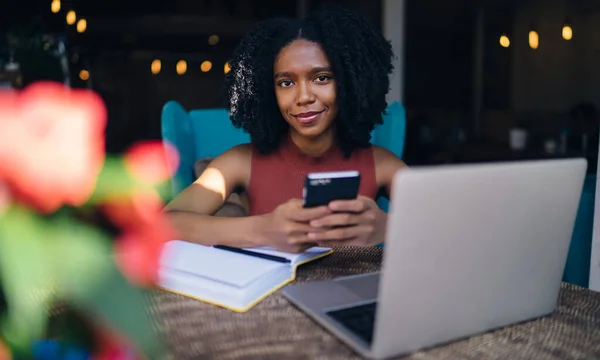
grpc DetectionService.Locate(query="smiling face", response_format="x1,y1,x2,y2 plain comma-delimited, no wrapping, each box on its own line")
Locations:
273,39,338,147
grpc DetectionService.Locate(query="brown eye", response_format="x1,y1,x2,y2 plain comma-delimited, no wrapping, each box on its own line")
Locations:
315,74,332,82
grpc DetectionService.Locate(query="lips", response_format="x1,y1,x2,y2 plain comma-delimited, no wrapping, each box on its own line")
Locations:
293,109,325,124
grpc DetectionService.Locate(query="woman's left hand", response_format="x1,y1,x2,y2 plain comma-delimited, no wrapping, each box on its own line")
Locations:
306,196,387,247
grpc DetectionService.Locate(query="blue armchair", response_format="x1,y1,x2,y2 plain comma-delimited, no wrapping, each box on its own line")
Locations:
160,100,406,212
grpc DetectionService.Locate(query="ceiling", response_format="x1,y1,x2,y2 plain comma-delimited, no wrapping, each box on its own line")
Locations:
4,0,597,57
570,0,600,13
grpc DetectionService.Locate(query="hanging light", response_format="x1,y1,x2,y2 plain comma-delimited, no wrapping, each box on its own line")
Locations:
562,25,572,40
529,30,539,49
79,70,89,81
76,19,87,33
51,0,61,13
66,10,76,25
562,23,573,40
499,34,510,48
151,59,161,75
208,35,219,45
176,60,187,75
562,17,573,40
201,61,212,72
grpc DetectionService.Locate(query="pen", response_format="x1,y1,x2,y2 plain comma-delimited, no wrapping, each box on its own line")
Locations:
214,245,291,263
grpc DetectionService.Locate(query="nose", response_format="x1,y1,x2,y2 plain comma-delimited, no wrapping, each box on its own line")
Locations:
296,81,316,106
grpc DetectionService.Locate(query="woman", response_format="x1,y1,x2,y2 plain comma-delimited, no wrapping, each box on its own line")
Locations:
164,5,407,252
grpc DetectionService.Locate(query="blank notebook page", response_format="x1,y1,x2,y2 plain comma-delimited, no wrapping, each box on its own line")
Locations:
160,241,283,288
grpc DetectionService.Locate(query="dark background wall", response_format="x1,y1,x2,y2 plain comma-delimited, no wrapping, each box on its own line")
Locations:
2,0,598,166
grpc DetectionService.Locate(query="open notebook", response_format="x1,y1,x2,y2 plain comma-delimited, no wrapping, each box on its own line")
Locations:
157,240,333,312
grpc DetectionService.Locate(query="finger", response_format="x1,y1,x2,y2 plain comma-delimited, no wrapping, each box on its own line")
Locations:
328,198,371,213
288,233,320,245
289,205,332,222
310,213,362,228
285,221,328,235
308,225,373,242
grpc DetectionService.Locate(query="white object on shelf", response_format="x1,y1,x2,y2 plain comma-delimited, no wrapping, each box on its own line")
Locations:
544,139,557,154
509,128,527,150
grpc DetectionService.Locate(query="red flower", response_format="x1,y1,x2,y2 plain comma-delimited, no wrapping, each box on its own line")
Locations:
103,190,175,287
0,82,107,213
88,318,141,360
124,140,179,185
103,140,179,286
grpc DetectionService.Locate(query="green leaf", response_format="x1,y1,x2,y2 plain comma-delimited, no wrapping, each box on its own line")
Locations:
0,206,56,356
48,212,164,358
87,156,172,205
75,263,165,359
0,206,163,358
88,157,138,202
49,213,112,302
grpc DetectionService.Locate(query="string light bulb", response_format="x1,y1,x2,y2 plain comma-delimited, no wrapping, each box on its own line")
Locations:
562,25,573,40
499,34,510,48
224,62,231,74
79,70,89,81
201,61,212,72
176,60,187,75
76,19,87,33
51,0,61,13
208,35,219,45
151,59,161,75
529,30,539,49
66,10,76,25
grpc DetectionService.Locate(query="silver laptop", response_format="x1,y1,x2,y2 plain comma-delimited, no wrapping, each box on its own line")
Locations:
282,158,587,359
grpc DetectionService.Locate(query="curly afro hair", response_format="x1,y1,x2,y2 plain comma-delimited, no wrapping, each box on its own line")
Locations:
225,4,394,157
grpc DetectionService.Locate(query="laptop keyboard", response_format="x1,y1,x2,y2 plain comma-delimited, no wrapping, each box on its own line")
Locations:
325,302,377,345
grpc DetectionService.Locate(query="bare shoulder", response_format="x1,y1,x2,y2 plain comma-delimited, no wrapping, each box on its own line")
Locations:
197,143,252,188
218,143,252,161
372,146,406,169
372,145,407,194
204,143,252,171
164,143,252,215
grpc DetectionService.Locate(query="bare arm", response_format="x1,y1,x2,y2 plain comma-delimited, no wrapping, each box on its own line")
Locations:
163,144,261,247
373,146,408,199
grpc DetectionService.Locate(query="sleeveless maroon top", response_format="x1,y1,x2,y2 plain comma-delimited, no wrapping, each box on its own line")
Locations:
247,135,378,216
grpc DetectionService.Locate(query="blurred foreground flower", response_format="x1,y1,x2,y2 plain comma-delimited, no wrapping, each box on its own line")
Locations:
104,190,176,287
0,82,179,360
101,140,179,286
0,181,10,217
0,82,107,213
124,140,180,185
0,338,10,360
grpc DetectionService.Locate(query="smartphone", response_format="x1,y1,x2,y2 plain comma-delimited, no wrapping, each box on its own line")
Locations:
302,170,361,208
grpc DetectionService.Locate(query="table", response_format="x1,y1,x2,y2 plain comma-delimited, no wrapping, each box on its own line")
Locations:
150,246,600,360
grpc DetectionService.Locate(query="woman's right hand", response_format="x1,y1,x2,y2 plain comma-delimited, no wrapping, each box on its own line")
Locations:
255,198,331,253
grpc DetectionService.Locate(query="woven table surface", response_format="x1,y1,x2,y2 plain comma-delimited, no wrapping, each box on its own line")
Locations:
150,246,600,360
